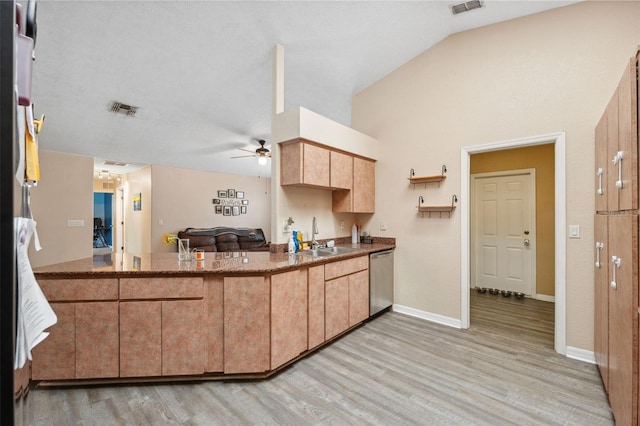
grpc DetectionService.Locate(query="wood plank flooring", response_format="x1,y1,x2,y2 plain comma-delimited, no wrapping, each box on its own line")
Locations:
21,292,612,425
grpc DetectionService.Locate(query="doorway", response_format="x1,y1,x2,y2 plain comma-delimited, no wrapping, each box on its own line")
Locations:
460,132,566,355
93,192,113,253
471,169,536,297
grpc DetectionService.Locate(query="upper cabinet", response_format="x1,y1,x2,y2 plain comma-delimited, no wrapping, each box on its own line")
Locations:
595,55,638,212
281,138,376,213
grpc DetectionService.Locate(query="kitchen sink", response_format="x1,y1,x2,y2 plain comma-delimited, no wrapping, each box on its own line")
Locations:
296,246,360,258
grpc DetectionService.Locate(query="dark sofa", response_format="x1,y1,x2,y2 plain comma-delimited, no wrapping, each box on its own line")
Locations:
177,227,268,252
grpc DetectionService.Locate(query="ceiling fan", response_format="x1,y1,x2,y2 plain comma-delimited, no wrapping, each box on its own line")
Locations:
231,139,271,165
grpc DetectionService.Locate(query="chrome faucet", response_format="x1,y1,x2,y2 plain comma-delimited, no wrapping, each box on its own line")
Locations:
311,216,319,249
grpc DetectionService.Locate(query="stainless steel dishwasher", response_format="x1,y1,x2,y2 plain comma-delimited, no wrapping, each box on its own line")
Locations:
370,249,394,316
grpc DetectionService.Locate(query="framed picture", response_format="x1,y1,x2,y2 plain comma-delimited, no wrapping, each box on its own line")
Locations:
223,206,231,216
133,193,142,211
241,206,247,214
215,205,222,214
241,199,249,205
232,206,240,216
236,191,244,199
218,190,227,198
213,198,221,205
228,189,236,198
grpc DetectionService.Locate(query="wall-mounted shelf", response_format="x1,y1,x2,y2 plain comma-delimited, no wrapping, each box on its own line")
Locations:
408,166,447,188
417,195,458,218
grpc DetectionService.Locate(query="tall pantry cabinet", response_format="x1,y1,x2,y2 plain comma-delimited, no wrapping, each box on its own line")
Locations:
594,48,639,426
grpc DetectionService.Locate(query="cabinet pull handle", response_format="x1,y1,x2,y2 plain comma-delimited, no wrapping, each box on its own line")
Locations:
596,168,604,195
595,242,604,268
611,255,621,289
612,151,624,189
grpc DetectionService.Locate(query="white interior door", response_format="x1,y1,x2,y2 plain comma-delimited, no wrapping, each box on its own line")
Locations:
116,187,124,253
473,170,535,295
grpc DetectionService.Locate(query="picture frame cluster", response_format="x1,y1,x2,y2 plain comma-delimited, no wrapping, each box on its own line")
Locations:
213,189,249,215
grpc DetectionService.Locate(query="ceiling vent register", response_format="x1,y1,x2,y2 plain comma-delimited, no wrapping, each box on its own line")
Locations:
451,0,483,15
110,101,138,117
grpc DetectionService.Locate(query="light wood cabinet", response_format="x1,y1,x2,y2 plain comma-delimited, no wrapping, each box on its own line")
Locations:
271,270,308,369
119,277,206,377
333,157,375,213
223,276,270,374
330,150,353,190
32,278,119,380
280,140,330,187
31,302,75,380
120,301,161,377
75,302,119,379
205,276,224,373
325,255,369,339
308,265,325,349
348,270,369,326
594,48,640,426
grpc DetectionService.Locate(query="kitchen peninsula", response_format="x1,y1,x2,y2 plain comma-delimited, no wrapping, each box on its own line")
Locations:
31,242,394,385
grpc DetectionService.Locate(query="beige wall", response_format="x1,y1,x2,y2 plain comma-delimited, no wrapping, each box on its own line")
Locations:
150,165,271,253
124,166,152,254
470,144,555,297
351,1,640,352
28,150,94,268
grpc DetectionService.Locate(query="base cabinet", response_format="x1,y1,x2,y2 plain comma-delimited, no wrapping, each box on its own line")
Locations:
75,302,119,379
31,303,76,380
325,256,369,340
271,270,308,369
308,265,326,349
120,301,161,377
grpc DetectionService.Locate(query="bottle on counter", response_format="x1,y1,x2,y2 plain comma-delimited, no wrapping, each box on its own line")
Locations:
351,224,358,244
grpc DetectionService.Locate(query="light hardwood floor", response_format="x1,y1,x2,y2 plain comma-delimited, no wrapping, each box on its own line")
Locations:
21,292,612,425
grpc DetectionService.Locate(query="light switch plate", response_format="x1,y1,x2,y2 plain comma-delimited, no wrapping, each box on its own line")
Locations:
67,219,84,227
569,225,580,238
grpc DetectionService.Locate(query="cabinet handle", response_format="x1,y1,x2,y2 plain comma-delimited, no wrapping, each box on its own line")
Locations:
596,168,604,195
611,255,621,289
612,151,624,189
595,242,604,268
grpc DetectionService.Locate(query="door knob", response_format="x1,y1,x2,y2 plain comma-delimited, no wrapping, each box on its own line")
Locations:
524,238,530,246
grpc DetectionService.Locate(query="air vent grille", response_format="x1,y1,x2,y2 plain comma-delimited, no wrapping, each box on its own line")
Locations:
102,182,115,190
102,160,130,167
451,0,483,15
110,101,138,117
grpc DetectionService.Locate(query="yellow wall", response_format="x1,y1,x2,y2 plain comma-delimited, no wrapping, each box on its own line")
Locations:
351,1,640,352
470,144,555,296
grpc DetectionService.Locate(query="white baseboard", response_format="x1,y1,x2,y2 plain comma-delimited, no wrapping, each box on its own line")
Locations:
393,304,462,329
566,346,596,364
534,294,556,303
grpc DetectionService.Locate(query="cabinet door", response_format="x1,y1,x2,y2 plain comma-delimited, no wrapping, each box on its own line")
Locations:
606,89,620,211
205,276,224,372
330,151,352,190
594,113,608,212
271,270,308,369
349,270,369,327
31,303,75,380
120,301,161,377
75,302,119,379
308,265,325,349
224,276,270,374
608,214,638,425
594,214,609,390
162,300,206,376
280,141,330,188
353,157,375,213
617,56,638,211
325,276,349,340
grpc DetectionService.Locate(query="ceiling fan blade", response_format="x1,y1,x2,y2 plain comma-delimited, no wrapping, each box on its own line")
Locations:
230,154,257,159
238,148,257,154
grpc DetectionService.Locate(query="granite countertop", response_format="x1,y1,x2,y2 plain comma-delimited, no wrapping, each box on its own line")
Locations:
33,243,395,277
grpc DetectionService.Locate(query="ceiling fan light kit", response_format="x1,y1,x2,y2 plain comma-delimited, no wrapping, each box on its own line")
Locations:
231,139,272,166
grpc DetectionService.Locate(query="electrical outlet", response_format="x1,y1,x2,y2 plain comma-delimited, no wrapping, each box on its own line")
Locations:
340,220,344,230
283,221,291,233
380,222,387,231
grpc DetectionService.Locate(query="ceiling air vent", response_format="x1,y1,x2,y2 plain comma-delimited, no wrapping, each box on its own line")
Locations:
451,0,483,15
102,160,130,167
110,101,138,117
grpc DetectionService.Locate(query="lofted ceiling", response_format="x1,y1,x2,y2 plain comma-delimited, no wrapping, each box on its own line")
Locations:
28,0,576,178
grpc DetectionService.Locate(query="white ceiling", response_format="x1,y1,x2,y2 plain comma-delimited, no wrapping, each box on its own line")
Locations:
28,0,576,178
